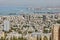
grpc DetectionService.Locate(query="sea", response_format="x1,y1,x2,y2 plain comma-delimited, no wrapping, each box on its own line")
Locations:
0,7,60,15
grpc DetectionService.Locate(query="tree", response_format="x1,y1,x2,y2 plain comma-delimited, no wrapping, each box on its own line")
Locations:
18,37,27,40
57,20,60,24
6,38,9,40
0,37,4,40
35,29,38,32
12,36,17,40
43,36,48,40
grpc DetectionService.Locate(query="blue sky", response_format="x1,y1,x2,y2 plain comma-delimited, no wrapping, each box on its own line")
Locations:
0,0,60,8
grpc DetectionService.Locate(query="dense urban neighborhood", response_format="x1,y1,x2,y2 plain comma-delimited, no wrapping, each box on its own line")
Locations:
0,13,60,40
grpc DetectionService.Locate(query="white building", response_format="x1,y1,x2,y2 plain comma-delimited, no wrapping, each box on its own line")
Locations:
3,20,10,31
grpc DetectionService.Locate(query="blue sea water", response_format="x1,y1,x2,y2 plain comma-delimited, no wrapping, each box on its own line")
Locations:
0,7,29,15
0,7,60,15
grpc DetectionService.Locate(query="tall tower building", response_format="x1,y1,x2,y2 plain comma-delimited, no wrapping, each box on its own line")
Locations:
3,20,10,32
43,15,46,22
52,24,60,40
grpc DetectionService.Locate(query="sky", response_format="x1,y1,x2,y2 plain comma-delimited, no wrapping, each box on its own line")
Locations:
0,0,60,8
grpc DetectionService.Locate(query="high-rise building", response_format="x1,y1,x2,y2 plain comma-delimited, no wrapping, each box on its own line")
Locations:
52,24,60,40
43,15,46,22
3,20,10,32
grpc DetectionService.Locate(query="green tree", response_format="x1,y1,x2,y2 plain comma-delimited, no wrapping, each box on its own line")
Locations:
0,37,4,40
12,36,17,40
18,37,27,40
6,38,9,40
43,36,48,40
57,20,60,24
